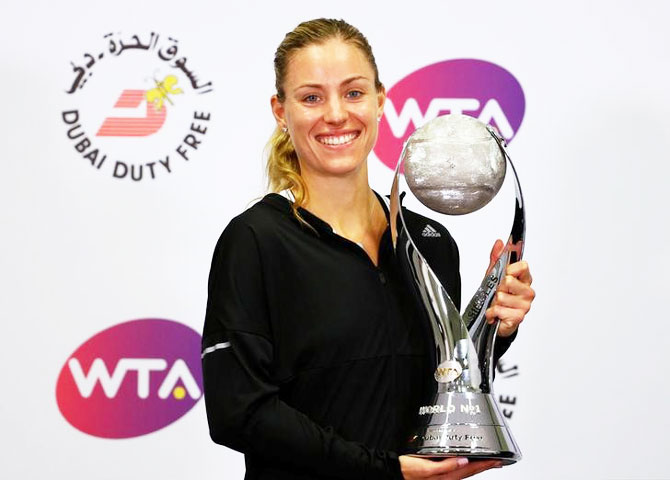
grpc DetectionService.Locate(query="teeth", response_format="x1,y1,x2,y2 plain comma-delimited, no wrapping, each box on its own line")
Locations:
318,132,358,145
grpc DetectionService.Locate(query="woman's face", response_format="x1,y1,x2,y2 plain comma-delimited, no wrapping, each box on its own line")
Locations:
272,38,385,179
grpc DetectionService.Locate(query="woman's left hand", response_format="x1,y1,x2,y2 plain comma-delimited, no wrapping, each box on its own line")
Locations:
485,239,535,338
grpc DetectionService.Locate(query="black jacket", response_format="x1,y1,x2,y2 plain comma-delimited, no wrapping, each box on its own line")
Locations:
202,193,513,479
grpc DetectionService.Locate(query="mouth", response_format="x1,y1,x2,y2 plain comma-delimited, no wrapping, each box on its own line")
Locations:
315,131,360,146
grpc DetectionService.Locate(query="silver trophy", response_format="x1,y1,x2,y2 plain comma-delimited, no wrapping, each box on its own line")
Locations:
390,114,524,464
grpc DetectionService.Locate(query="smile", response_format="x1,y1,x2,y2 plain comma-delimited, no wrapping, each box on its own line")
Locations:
316,132,359,146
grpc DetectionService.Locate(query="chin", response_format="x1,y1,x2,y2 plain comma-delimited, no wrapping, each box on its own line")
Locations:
326,162,367,177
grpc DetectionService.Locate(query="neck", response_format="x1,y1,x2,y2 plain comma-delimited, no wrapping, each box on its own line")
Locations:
301,165,383,238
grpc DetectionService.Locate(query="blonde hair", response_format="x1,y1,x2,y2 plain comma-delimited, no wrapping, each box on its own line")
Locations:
266,18,383,223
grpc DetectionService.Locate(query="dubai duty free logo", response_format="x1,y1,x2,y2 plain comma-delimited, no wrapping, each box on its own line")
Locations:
374,59,526,170
62,32,213,181
56,319,203,438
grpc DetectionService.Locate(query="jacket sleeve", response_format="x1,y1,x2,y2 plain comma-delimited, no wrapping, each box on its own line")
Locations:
201,217,403,480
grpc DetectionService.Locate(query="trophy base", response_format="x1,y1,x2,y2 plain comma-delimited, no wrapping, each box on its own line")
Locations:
405,392,521,465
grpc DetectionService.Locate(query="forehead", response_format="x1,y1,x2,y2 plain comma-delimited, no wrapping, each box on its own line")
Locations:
284,38,374,88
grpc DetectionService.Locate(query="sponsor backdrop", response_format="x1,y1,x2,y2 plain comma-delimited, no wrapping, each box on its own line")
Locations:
2,0,668,478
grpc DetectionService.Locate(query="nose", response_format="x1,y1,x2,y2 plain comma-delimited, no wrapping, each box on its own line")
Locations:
323,96,347,125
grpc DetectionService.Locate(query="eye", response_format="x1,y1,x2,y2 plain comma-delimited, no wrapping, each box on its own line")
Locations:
346,90,364,99
303,94,320,103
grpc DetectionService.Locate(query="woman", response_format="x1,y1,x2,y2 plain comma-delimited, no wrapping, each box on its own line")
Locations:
202,18,534,480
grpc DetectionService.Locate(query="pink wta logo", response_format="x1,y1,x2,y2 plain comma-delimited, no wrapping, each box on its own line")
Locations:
56,319,203,439
374,59,526,170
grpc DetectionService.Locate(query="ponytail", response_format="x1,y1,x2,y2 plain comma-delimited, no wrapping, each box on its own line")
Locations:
265,127,310,226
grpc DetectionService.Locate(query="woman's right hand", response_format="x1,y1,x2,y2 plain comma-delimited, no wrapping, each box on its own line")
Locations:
399,455,502,480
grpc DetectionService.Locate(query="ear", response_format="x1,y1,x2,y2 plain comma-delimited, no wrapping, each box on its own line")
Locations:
376,86,386,120
271,95,287,130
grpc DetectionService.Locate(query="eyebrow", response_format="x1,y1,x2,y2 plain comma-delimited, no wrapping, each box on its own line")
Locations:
293,75,370,92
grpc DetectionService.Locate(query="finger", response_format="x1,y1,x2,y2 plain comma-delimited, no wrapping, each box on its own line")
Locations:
487,305,526,325
487,239,504,272
454,460,503,479
486,298,530,322
497,318,521,338
485,305,497,324
498,309,526,337
492,291,532,311
499,275,536,299
427,457,471,475
485,305,525,336
506,260,532,285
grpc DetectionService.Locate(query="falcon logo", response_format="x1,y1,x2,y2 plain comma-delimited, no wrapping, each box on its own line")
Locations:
61,31,213,181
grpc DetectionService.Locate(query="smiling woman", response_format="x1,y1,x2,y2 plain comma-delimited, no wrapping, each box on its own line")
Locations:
271,40,384,180
201,18,534,480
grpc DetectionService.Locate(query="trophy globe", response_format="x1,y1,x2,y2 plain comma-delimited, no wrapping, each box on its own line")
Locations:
403,114,506,215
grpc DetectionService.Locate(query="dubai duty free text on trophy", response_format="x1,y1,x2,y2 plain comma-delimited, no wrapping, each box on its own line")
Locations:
389,114,524,464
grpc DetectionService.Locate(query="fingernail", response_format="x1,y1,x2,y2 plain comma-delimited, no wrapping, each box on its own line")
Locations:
457,458,469,467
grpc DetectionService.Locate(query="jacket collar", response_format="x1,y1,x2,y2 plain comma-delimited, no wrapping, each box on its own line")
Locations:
261,191,390,236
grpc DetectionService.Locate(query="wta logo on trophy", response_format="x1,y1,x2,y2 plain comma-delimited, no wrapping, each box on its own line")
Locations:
374,59,525,171
61,31,213,181
56,319,203,439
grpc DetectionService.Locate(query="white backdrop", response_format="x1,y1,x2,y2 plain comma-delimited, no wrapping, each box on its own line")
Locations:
2,0,669,478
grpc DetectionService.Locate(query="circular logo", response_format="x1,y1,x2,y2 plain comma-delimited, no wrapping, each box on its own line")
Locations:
434,359,463,383
375,59,525,171
61,31,213,181
55,318,203,439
